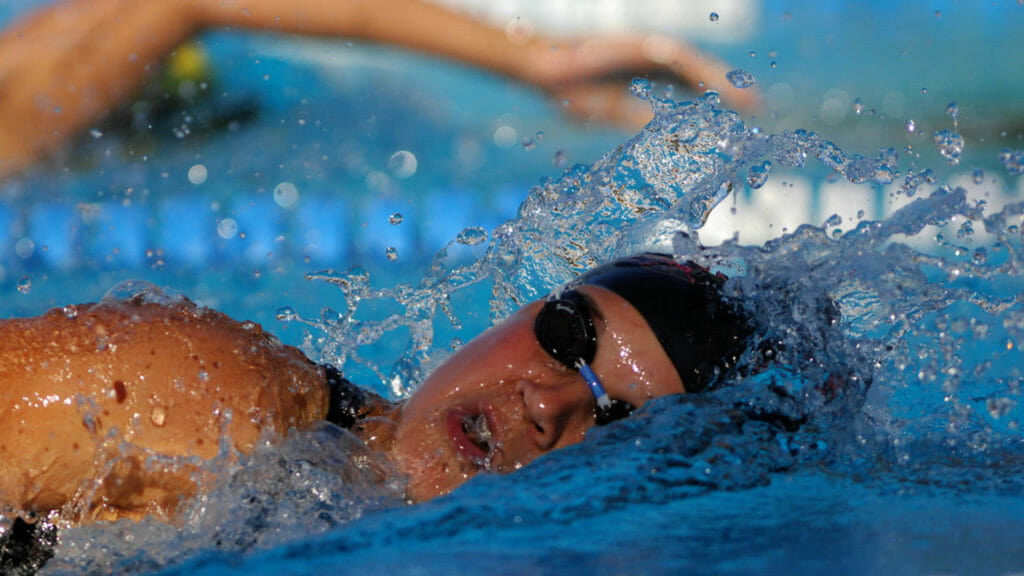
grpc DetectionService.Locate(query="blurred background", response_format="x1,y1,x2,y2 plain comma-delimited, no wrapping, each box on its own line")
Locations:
0,0,1021,342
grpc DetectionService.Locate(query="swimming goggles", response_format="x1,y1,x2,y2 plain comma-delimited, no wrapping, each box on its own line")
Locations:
534,289,635,425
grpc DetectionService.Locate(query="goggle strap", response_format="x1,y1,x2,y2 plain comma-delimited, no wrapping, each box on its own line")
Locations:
577,362,613,410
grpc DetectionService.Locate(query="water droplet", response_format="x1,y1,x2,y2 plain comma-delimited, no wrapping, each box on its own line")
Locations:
946,101,959,119
973,247,988,264
905,120,916,133
273,182,299,208
709,12,719,22
535,131,544,142
197,370,209,383
276,306,297,321
456,226,487,246
933,130,964,165
823,213,843,228
63,305,78,319
450,337,464,351
856,210,865,220
385,246,399,261
769,60,777,69
999,148,1024,176
630,77,652,99
972,169,984,184
217,218,238,239
553,150,568,167
748,51,757,58
725,69,757,89
746,161,772,189
521,137,536,151
986,395,1015,419
388,212,404,225
188,164,207,185
150,406,167,427
388,150,418,179
853,98,865,115
15,238,35,259
920,87,928,95
17,276,31,294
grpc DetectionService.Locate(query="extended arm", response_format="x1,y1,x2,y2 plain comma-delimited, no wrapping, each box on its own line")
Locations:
0,0,757,179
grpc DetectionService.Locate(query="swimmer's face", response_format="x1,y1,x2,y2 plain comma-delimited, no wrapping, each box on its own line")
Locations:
389,285,684,501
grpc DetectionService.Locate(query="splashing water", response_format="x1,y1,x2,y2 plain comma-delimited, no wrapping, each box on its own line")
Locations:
31,90,1024,574
725,69,757,89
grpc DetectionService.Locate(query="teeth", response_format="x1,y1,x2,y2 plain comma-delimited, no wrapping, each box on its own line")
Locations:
461,414,493,451
473,415,492,445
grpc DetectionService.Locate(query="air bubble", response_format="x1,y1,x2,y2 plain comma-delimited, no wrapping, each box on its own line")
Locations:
709,12,719,22
388,213,404,225
972,169,984,184
725,69,756,89
17,276,31,294
63,305,78,319
905,120,916,133
385,246,398,262
853,98,865,115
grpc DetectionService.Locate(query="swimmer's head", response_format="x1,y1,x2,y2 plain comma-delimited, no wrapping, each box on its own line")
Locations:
389,252,752,501
566,253,752,393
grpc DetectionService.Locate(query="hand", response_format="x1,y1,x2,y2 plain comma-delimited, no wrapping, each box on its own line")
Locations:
526,35,760,129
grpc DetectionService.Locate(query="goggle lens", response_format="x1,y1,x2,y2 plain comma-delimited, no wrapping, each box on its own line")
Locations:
534,290,634,425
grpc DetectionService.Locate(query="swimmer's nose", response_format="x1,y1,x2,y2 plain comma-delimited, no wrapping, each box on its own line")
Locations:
516,378,592,451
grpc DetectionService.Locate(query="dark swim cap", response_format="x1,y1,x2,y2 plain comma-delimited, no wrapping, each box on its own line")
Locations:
568,253,752,393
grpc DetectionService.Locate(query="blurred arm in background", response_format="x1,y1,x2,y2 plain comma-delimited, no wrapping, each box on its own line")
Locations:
0,0,758,180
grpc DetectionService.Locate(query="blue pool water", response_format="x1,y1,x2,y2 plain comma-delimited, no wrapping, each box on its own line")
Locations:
2,1,1023,575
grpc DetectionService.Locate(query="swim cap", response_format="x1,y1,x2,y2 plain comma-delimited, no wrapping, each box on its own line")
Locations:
568,253,752,393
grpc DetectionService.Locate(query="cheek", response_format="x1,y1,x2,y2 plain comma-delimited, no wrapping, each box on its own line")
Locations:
599,330,681,403
391,415,458,500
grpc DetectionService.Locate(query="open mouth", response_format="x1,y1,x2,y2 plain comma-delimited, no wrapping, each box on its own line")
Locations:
446,408,496,468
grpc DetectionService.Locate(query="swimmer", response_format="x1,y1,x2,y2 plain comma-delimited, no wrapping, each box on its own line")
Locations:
0,0,759,180
0,253,752,524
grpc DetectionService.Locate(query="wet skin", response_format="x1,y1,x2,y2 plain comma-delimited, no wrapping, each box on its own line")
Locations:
389,285,684,501
0,286,681,519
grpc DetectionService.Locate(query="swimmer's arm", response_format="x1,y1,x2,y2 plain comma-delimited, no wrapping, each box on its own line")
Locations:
0,0,756,179
0,0,202,180
196,0,759,117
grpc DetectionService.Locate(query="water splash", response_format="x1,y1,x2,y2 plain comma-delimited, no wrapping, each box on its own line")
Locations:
34,91,1024,575
1000,148,1024,175
726,69,757,89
